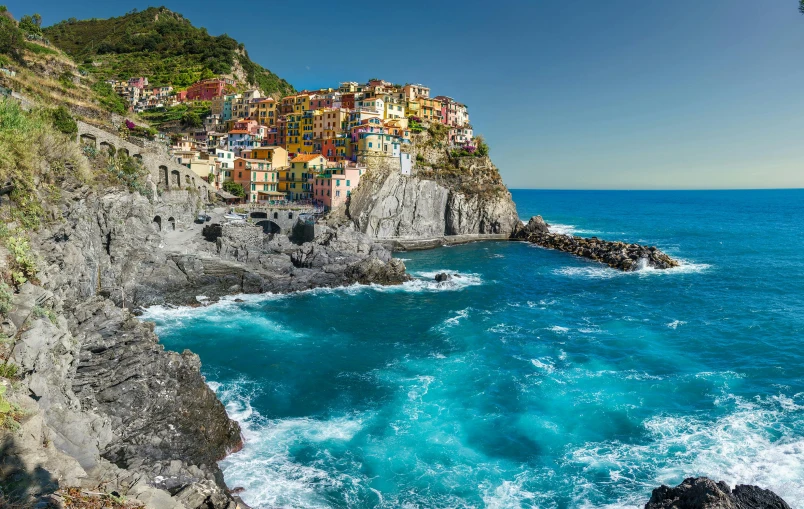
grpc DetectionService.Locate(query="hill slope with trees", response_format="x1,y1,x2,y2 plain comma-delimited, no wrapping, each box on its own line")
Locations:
43,6,294,96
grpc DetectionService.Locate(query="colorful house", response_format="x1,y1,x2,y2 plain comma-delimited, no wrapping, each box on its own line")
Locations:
435,96,470,127
232,158,280,203
356,132,401,159
243,146,289,170
256,98,277,127
281,154,327,201
186,78,229,101
416,97,443,123
312,163,366,210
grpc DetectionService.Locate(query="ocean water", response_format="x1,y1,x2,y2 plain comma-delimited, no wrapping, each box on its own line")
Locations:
144,189,804,508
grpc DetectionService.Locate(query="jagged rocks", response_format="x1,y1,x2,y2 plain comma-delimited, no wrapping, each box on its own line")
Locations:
514,216,679,271
645,477,791,509
434,272,452,282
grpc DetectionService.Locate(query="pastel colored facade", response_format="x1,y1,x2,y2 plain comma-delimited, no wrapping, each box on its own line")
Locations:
435,96,470,127
232,90,262,120
449,126,474,145
243,146,289,170
356,132,401,159
186,79,228,101
128,77,148,89
416,97,443,122
227,130,258,156
312,164,366,209
256,98,277,127
281,154,327,201
316,136,351,162
357,97,384,115
383,97,405,119
402,83,430,101
232,158,280,203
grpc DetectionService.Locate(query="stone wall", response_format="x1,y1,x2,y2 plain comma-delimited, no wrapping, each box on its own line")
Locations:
76,121,214,201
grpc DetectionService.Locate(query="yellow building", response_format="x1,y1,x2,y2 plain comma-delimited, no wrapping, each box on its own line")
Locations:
416,97,443,123
383,96,405,120
280,154,327,200
284,113,303,155
244,146,289,170
256,98,277,127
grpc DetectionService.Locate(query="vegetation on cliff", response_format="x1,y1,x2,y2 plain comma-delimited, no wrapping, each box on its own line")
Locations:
409,121,508,199
43,7,294,96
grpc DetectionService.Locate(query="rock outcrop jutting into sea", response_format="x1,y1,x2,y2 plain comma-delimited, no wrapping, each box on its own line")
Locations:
514,216,680,271
644,477,791,509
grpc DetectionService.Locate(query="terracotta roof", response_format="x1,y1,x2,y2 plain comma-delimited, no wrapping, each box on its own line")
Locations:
291,154,325,163
228,130,250,134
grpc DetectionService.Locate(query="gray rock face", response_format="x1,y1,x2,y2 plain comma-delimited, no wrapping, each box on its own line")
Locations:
4,182,407,508
347,166,520,241
645,477,791,509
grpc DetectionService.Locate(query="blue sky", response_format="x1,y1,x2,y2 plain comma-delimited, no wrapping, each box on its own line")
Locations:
8,0,804,189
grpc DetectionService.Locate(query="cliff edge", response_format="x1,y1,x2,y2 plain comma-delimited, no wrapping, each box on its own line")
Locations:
345,124,520,246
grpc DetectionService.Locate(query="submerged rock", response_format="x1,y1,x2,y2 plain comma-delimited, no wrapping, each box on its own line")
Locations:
645,477,791,509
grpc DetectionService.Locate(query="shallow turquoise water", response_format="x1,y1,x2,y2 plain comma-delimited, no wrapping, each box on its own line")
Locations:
144,189,804,508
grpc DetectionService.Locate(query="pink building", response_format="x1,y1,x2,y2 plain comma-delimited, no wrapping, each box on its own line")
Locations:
186,79,228,101
128,77,148,89
312,163,366,210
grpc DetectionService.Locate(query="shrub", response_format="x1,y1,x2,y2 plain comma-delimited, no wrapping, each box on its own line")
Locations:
32,304,57,324
0,282,11,315
50,105,77,136
0,361,17,378
222,180,245,198
91,81,127,115
6,233,37,287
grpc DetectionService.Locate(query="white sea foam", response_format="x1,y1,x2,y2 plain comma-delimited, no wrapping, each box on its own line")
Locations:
667,320,687,329
531,358,556,374
547,222,601,236
553,258,711,280
212,379,368,508
566,393,804,508
548,325,569,333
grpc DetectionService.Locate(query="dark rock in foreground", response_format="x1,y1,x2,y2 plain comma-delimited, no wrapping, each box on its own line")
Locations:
645,477,791,509
434,272,452,282
513,215,679,271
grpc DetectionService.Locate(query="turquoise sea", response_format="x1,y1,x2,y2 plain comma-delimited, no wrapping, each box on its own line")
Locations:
144,189,804,508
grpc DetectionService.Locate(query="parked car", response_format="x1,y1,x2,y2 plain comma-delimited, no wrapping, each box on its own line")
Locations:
196,213,211,224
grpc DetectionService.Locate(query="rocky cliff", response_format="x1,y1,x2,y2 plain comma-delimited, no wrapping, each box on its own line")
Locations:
346,126,520,245
644,477,791,509
1,171,406,507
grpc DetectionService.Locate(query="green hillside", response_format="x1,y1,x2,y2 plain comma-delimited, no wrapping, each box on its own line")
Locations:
44,7,294,96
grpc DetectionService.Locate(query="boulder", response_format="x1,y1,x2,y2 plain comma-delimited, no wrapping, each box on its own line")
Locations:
434,272,452,282
645,477,791,509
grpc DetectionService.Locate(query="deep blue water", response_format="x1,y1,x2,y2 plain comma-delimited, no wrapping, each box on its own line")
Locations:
145,189,804,508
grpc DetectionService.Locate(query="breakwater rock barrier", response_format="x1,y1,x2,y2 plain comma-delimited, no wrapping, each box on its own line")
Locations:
513,216,679,271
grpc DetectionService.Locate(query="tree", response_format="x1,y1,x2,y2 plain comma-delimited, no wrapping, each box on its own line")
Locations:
800,0,804,14
0,15,24,61
18,13,42,36
222,180,244,198
200,68,215,80
181,111,202,128
474,135,489,157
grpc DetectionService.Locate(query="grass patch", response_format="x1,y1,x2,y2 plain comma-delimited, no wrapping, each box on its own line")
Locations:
32,305,57,324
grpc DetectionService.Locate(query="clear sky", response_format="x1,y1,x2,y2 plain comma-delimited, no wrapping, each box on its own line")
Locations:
8,0,804,189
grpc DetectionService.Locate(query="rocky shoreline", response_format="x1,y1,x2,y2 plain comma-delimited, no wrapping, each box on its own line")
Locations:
513,215,680,271
1,184,407,509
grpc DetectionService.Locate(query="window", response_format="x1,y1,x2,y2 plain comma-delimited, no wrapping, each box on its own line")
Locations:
251,184,255,191
346,180,350,186
336,190,340,197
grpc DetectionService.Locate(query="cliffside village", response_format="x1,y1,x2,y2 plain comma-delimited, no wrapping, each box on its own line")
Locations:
107,77,474,209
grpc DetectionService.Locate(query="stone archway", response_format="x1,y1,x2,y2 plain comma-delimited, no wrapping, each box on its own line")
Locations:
80,133,96,147
118,147,130,157
185,174,191,186
255,220,282,234
153,215,162,232
171,170,181,188
99,141,115,155
168,217,176,231
273,212,279,219
133,154,143,161
250,211,268,219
